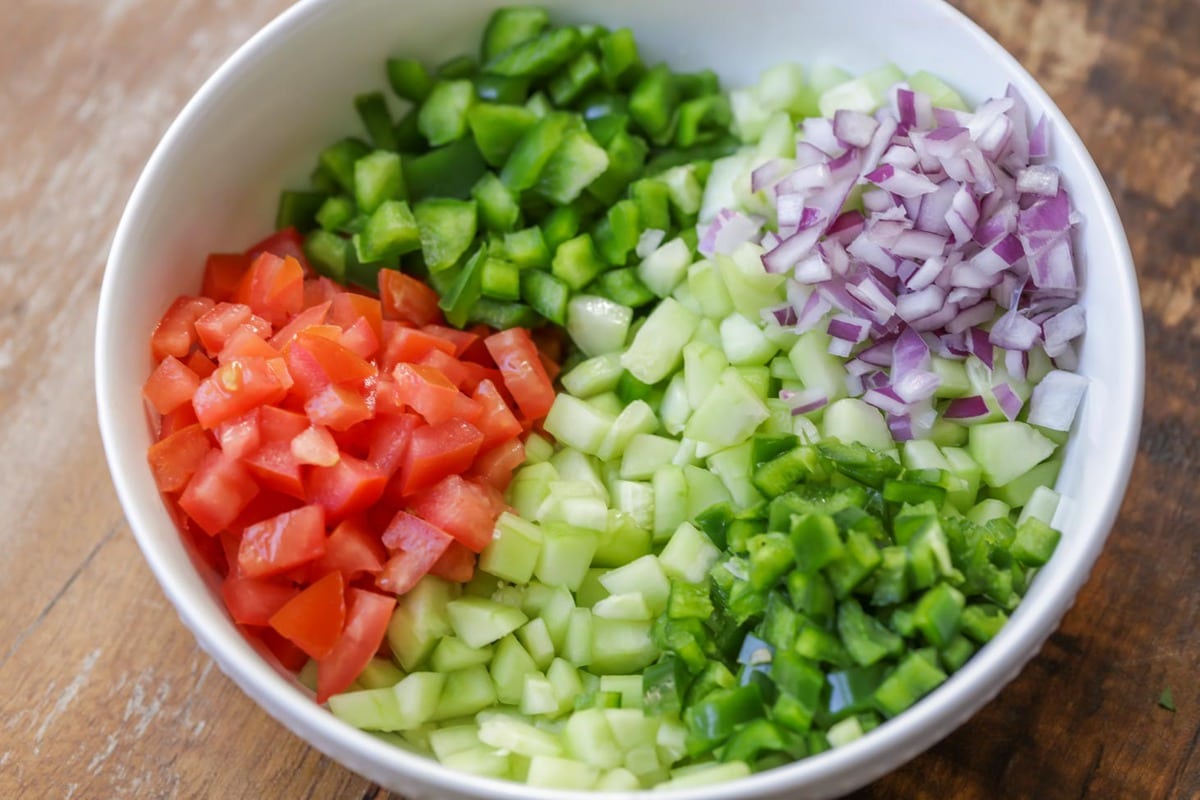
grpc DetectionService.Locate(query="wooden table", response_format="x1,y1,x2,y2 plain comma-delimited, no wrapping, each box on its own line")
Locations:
2,0,1196,797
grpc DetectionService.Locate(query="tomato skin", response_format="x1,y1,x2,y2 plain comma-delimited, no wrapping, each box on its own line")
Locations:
378,511,453,595
242,441,306,499
339,316,380,361
258,405,310,442
366,414,421,478
417,348,472,391
151,296,216,361
397,418,484,496
194,302,272,357
316,589,396,703
192,357,290,429
247,226,310,273
147,423,213,493
218,325,281,363
310,517,387,581
143,355,201,416
329,292,383,343
179,450,260,535
421,324,481,358
269,570,346,660
391,363,482,425
470,438,526,491
222,575,299,626
284,331,376,400
238,504,326,578
305,383,373,432
235,252,305,328
428,541,477,583
185,350,217,380
407,475,496,552
380,326,457,372
471,379,523,451
307,454,388,522
484,328,555,422
378,269,442,326
203,253,253,303
269,301,331,350
214,409,262,460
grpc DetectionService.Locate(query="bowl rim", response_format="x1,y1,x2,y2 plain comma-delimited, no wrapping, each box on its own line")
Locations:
95,0,1144,797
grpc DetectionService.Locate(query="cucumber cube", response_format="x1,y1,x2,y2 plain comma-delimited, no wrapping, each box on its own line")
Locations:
446,596,529,648
387,576,460,671
480,512,544,584
535,523,598,591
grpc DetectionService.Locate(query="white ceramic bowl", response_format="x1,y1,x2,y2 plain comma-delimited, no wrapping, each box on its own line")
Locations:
95,0,1143,797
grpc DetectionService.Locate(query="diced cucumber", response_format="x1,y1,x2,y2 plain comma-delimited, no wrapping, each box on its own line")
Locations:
660,373,692,436
521,672,560,716
480,512,543,584
447,596,529,648
567,295,633,357
430,637,495,673
387,576,460,671
685,368,769,447
543,393,616,455
967,422,1057,487
966,498,1011,525
535,523,598,590
590,618,657,674
620,297,700,384
659,521,720,583
355,657,405,690
789,329,850,404
479,714,564,757
720,312,778,366
621,434,681,480
817,63,904,116
684,340,728,409
392,672,445,729
518,617,557,670
328,686,403,731
440,745,512,778
429,724,482,761
823,399,892,452
637,238,692,298
563,607,594,666
526,755,600,789
1018,485,1061,526
658,761,752,789
564,708,623,769
490,635,539,705
599,555,670,615
990,458,1062,507
434,665,499,720
597,400,660,461
687,259,735,319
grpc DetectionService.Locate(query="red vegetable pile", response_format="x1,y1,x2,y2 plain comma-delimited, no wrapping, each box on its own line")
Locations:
142,229,557,700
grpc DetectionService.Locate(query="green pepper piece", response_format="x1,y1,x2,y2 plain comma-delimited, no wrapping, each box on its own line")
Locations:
883,478,948,506
792,623,850,667
817,441,903,488
938,634,976,672
437,54,478,80
747,533,795,591
629,64,679,140
500,112,574,191
540,203,582,251
548,51,602,107
471,172,520,233
873,652,947,718
551,233,607,291
643,654,692,716
790,513,844,573
275,190,326,232
354,91,398,152
403,138,488,201
683,683,765,756
959,603,1008,643
823,663,887,722
315,195,355,233
480,257,522,301
520,269,570,325
417,80,475,147
597,27,642,89
1011,517,1061,567
629,178,672,232
675,95,732,148
474,74,531,105
653,618,711,674
353,199,421,263
913,583,966,648
318,138,371,194
869,545,911,607
756,592,799,650
303,229,349,283
439,246,486,327
466,104,537,168
414,197,477,272
590,129,648,206
837,598,904,667
354,150,406,214
481,6,550,61
667,580,714,621
536,129,610,205
501,226,551,268
824,530,883,599
484,26,583,79
466,297,541,329
387,58,433,103
721,719,802,766
592,198,641,266
692,503,733,552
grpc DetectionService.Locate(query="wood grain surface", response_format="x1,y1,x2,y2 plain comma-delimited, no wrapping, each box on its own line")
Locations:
1,0,1195,798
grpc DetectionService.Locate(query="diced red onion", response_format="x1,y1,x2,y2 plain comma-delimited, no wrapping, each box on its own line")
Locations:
860,116,900,176
865,164,940,197
863,188,898,214
1004,348,1028,381
891,326,930,377
1042,304,1086,357
847,274,898,324
776,162,833,195
864,386,910,416
992,382,1024,421
1029,114,1049,158
1027,236,1077,293
944,395,990,419
1028,369,1087,430
908,301,959,332
946,299,997,335
834,109,879,148
762,225,824,273
826,210,866,245
894,369,941,403
802,117,846,157
905,255,946,291
762,303,798,328
892,230,947,260
989,307,1041,350
1017,165,1060,196
888,413,914,441
880,145,920,171
751,159,792,193
827,314,872,343
699,209,763,257
896,284,947,322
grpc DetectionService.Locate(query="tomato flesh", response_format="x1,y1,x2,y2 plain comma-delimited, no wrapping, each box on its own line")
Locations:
317,589,395,702
238,504,326,578
269,570,346,660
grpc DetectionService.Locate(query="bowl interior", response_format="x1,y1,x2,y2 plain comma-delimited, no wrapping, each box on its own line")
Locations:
96,1,1142,798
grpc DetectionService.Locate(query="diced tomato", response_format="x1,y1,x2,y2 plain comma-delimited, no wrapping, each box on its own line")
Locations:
269,570,346,660
377,511,454,595
291,425,340,467
406,475,496,552
192,356,290,429
310,517,387,581
307,454,387,522
160,403,200,437
180,512,227,574
316,588,395,702
151,296,216,360
303,276,340,309
330,417,375,460
238,504,326,578
247,226,310,272
379,269,442,326
234,252,305,328
185,350,217,380
147,423,213,493
339,316,380,361
258,627,311,672
180,450,260,535
202,253,253,303
194,302,272,357
484,328,555,422
391,363,481,425
380,326,456,372
218,325,281,363
367,414,421,477
428,541,477,582
470,438,526,491
284,330,376,399
230,491,305,537
471,379,524,451
397,418,484,497
269,301,331,350
417,348,472,390
143,355,201,415
537,350,561,383
305,383,373,432
329,292,383,343
214,408,261,459
373,378,407,417
222,575,299,626
456,362,503,396
259,405,309,443
243,441,306,499
421,324,481,358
